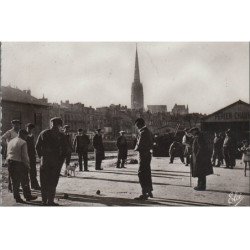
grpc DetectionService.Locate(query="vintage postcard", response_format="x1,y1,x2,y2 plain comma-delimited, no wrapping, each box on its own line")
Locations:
0,42,249,206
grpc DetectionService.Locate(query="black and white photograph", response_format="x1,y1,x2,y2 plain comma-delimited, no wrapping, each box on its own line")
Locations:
0,1,250,250
1,42,249,206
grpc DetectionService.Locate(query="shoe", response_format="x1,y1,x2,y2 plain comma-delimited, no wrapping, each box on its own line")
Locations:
169,162,173,164
16,198,25,203
79,170,83,172
225,166,230,168
47,202,60,206
42,201,48,206
194,186,206,191
96,168,103,170
148,192,153,198
26,195,38,201
134,195,148,200
84,169,89,172
185,163,189,166
121,166,126,168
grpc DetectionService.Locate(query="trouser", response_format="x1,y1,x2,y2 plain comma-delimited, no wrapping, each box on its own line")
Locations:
65,152,71,166
197,176,206,189
29,158,40,188
8,161,32,200
212,150,223,166
138,152,153,195
78,151,88,171
40,165,61,204
170,154,185,163
223,147,235,168
185,155,190,165
117,157,126,168
95,151,103,170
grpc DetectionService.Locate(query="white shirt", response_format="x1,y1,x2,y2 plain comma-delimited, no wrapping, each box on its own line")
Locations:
6,137,30,168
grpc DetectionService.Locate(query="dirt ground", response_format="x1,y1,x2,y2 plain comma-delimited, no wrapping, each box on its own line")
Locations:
1,151,250,206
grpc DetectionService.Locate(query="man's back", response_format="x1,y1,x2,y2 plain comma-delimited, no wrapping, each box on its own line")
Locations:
7,137,29,167
36,129,66,158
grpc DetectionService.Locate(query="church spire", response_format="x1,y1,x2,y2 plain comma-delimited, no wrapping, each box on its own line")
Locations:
134,45,140,82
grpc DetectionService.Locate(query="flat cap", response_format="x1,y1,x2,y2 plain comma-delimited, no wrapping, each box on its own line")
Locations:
11,119,21,125
50,117,63,125
25,123,35,129
134,118,145,125
96,128,102,132
63,125,70,129
189,127,200,133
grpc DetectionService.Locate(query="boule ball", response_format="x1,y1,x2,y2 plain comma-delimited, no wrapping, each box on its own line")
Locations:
96,190,101,195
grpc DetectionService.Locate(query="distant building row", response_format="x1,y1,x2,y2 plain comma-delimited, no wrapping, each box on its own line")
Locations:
1,85,195,140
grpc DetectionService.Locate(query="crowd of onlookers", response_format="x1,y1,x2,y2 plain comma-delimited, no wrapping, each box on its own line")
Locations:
168,128,250,175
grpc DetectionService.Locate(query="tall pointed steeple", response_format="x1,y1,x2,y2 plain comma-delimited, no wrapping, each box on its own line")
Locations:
131,45,144,111
134,45,140,82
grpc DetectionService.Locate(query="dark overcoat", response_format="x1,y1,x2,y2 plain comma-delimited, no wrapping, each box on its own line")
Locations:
191,133,213,177
73,134,90,153
93,134,105,160
116,136,128,159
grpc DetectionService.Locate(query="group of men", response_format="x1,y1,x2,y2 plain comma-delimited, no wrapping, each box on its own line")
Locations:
3,115,226,205
212,129,236,169
2,117,107,205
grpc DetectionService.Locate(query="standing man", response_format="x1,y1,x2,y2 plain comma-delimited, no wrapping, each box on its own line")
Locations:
182,128,192,166
2,119,21,191
73,129,90,171
223,129,236,169
211,132,224,167
35,117,67,206
116,131,128,168
189,127,213,191
93,128,105,170
26,123,41,190
2,120,21,157
6,129,37,203
134,118,154,200
63,125,73,175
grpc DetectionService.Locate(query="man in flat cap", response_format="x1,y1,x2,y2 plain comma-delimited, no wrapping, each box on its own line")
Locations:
6,129,37,203
36,117,67,206
93,128,105,170
134,118,154,200
62,125,73,175
73,128,90,171
189,127,213,191
116,131,128,168
2,119,22,192
26,123,40,190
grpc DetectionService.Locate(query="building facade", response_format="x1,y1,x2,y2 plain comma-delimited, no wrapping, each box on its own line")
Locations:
147,105,167,114
1,86,50,138
172,104,189,115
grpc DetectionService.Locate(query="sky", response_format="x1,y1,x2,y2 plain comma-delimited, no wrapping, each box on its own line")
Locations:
1,42,249,114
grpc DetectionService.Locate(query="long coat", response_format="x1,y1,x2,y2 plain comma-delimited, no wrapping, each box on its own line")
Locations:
116,136,128,159
93,134,105,160
191,133,213,177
